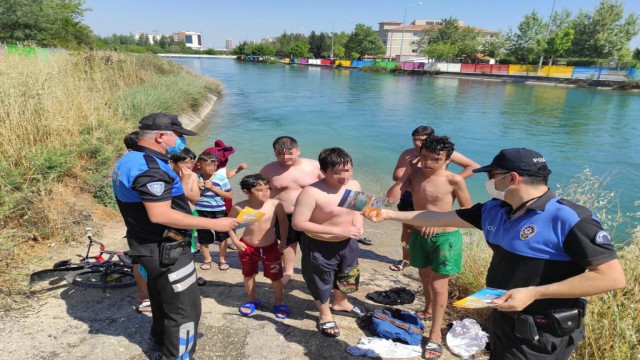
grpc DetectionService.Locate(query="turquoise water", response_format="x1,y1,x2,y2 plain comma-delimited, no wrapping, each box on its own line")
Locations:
173,58,640,238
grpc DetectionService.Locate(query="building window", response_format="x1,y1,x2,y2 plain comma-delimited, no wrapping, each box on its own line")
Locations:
413,32,419,37
185,35,193,44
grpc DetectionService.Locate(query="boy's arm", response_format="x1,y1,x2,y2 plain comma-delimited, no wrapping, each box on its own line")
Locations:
450,151,480,179
204,180,234,199
365,208,474,229
275,201,288,251
387,173,411,203
226,162,248,179
292,188,362,238
350,180,364,231
453,175,472,209
180,170,200,204
392,149,411,181
226,206,247,252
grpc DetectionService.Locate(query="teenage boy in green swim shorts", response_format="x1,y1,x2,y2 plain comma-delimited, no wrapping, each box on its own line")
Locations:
387,135,471,359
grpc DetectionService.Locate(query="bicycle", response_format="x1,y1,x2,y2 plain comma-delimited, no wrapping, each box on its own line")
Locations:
30,227,136,290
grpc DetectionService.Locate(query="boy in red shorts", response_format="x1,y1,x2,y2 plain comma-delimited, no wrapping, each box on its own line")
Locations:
228,174,290,319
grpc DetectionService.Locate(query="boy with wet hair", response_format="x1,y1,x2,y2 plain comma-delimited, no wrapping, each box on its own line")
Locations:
195,152,233,271
123,130,139,151
260,136,324,285
292,147,364,338
228,174,290,319
169,148,199,204
390,126,479,272
387,135,471,358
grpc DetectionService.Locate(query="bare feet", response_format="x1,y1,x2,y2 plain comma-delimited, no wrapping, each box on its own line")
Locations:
416,309,432,321
281,273,293,286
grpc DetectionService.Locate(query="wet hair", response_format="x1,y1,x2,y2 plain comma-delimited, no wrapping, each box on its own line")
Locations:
273,136,299,152
240,173,269,191
420,135,455,159
169,147,196,163
123,130,139,150
197,151,219,163
318,147,353,172
412,126,435,138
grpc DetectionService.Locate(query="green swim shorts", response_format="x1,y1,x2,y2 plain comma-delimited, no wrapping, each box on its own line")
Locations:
409,229,463,275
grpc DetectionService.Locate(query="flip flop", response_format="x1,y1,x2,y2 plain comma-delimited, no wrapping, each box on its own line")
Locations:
389,259,409,271
317,321,340,337
423,342,443,359
136,299,152,313
218,262,230,271
356,237,373,246
330,305,365,318
239,300,262,316
200,262,212,270
273,304,290,319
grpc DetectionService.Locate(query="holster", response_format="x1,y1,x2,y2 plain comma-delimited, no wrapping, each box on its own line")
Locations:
159,229,190,266
549,308,583,337
514,313,539,341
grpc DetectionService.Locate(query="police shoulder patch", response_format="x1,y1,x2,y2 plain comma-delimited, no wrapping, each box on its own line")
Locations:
594,230,612,245
519,224,537,240
147,182,165,196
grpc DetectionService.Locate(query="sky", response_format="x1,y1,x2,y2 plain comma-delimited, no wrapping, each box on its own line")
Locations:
83,0,640,50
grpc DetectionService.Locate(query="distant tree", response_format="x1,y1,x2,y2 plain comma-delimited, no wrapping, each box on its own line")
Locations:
273,31,307,57
416,18,480,61
290,42,311,58
0,0,92,48
344,24,385,59
333,44,345,59
633,48,640,61
308,31,331,58
569,0,639,59
543,10,574,65
505,10,546,64
481,32,507,60
251,42,276,56
424,43,458,62
232,41,251,56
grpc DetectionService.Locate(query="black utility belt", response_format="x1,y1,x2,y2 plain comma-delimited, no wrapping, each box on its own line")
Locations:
159,229,191,266
510,308,584,340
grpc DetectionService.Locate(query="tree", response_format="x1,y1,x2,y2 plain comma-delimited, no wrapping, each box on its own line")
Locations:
569,0,640,59
273,31,307,57
250,42,276,57
308,31,331,58
481,32,507,61
505,10,546,64
344,23,385,59
416,18,480,61
633,48,640,61
0,0,92,48
289,42,310,58
543,10,574,65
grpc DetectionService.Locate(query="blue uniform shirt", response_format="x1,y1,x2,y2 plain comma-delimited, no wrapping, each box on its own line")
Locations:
112,145,192,244
456,190,617,314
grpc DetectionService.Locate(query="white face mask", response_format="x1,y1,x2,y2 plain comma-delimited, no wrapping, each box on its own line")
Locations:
485,174,510,200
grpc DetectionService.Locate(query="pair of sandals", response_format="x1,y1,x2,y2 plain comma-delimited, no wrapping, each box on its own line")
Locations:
423,341,443,359
200,261,229,271
238,300,290,319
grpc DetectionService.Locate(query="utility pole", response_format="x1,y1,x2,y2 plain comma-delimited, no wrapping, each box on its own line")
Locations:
538,0,557,72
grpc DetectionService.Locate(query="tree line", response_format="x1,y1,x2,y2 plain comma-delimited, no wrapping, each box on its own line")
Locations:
1,0,639,65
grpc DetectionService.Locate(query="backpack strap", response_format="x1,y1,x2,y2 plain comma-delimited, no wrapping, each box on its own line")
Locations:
373,312,424,335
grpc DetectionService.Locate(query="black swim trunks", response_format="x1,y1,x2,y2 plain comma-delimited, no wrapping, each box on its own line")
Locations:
397,191,414,212
300,233,360,303
274,213,303,245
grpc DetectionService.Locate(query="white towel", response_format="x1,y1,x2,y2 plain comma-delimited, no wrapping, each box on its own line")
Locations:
347,337,422,358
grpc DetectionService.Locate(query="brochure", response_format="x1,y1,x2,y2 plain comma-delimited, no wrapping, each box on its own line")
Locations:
233,207,265,230
337,189,390,212
452,287,507,308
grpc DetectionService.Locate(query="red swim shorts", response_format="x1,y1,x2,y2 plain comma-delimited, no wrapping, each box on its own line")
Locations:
238,239,283,281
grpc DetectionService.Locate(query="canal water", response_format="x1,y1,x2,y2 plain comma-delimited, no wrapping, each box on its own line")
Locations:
172,58,640,240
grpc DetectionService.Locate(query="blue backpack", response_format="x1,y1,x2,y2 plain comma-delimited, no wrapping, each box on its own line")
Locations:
370,308,425,346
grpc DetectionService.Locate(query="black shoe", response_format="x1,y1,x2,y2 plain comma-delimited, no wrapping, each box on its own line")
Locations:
356,237,373,246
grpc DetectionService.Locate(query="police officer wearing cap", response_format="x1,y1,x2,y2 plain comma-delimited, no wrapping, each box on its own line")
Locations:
364,148,626,359
112,113,240,360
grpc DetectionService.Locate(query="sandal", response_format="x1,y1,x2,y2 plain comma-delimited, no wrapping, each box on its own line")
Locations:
218,262,230,271
273,304,290,319
317,321,340,337
423,342,443,359
389,259,409,271
239,300,262,316
200,262,212,270
356,237,373,246
416,310,433,321
136,299,152,313
330,305,365,318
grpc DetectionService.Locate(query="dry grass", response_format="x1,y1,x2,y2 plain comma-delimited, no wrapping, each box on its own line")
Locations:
0,50,221,310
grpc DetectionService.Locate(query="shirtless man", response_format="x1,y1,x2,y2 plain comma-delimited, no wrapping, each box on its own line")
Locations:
390,126,479,272
387,136,471,359
260,136,324,285
292,147,364,337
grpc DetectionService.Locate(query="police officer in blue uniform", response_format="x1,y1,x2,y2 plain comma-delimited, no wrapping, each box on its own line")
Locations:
113,113,239,360
364,148,626,359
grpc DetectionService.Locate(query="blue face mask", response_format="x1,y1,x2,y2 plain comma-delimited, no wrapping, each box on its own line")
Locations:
166,136,186,155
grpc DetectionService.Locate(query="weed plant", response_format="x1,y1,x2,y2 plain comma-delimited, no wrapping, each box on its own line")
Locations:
449,171,638,359
0,51,221,308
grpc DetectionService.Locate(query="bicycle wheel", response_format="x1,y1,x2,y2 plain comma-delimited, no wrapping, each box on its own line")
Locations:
68,268,136,289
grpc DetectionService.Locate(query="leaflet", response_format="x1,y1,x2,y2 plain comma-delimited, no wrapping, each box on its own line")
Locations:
452,287,507,308
233,207,265,230
337,189,390,212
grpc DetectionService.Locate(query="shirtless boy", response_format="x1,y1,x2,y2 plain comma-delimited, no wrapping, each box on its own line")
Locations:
390,126,479,272
260,136,324,285
228,174,290,319
387,136,471,359
292,147,364,337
